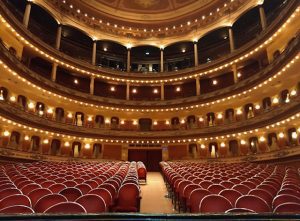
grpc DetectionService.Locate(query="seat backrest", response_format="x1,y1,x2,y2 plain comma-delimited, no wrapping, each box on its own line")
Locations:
28,188,52,207
75,184,92,195
274,202,300,213
63,180,77,187
199,181,213,189
116,183,140,208
40,181,55,188
207,184,225,194
84,180,98,189
232,184,251,195
99,183,117,199
0,188,21,199
44,202,86,214
59,187,82,201
189,189,210,213
76,194,107,213
34,194,68,213
220,181,235,189
273,194,300,209
88,188,112,207
225,208,256,213
248,189,273,205
235,195,271,212
0,205,34,214
219,189,242,205
200,194,232,213
0,194,31,209
48,183,67,194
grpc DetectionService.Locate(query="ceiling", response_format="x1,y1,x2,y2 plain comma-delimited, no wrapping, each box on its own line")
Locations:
72,0,216,25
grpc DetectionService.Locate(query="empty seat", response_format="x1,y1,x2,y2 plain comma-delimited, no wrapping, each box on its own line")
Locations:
76,194,107,213
0,194,31,209
249,189,273,205
188,189,210,213
226,208,256,213
34,194,68,213
59,187,82,201
219,189,242,206
89,188,113,209
44,202,86,213
0,205,34,214
200,194,232,213
207,184,225,194
235,195,271,212
21,183,42,195
63,180,77,187
0,188,21,199
40,181,55,188
113,183,141,212
48,183,67,194
273,194,300,209
75,184,92,195
232,184,250,195
28,188,52,207
274,202,300,213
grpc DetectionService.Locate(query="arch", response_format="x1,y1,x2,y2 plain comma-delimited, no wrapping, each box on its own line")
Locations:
249,137,258,154
95,115,104,127
229,140,239,157
75,112,84,126
280,89,289,103
231,5,260,27
93,143,102,159
31,136,40,152
30,2,61,24
61,24,93,42
287,128,297,146
262,97,271,110
225,108,235,123
51,139,61,155
17,95,27,109
0,87,8,101
72,141,82,157
138,118,152,131
10,131,20,148
209,142,219,158
267,133,278,148
55,107,64,122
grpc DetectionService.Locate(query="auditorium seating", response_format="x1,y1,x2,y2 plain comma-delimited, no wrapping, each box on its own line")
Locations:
0,161,142,214
161,161,300,213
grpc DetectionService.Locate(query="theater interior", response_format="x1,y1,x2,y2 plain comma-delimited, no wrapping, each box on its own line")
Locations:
0,0,299,220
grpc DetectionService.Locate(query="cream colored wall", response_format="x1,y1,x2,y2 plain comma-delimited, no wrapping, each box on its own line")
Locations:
0,22,23,58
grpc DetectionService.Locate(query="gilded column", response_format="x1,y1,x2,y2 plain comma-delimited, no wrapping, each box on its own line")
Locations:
196,76,200,96
259,5,267,31
90,76,95,95
194,41,199,67
55,25,62,50
92,41,97,65
23,1,31,28
228,27,235,52
160,48,164,72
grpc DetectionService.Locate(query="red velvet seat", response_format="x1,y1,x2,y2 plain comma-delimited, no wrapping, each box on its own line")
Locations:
34,194,68,213
28,188,52,207
274,202,300,213
48,183,67,193
0,205,34,214
0,194,31,209
232,184,251,195
63,180,77,187
273,194,300,209
220,181,235,189
21,183,42,195
235,195,271,212
219,189,242,206
88,188,113,209
76,194,107,213
84,180,98,189
75,184,92,195
199,181,213,189
113,183,141,212
207,184,225,194
249,189,273,206
200,194,232,213
44,202,86,214
188,189,210,213
0,188,21,199
226,208,256,213
40,181,55,188
59,187,82,201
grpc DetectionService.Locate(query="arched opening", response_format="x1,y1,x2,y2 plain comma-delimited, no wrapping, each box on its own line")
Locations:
96,40,127,71
164,41,194,71
244,103,255,119
95,115,104,128
171,117,180,129
200,71,234,94
55,107,64,122
75,112,84,126
225,108,235,123
249,137,258,154
72,141,81,157
263,0,289,25
5,0,26,22
206,112,215,127
36,101,45,116
131,45,160,73
93,143,102,159
111,117,119,129
280,89,290,103
0,87,8,101
27,4,58,46
229,140,239,157
197,27,230,64
139,118,152,131
232,7,261,49
50,139,61,156
287,128,298,146
262,97,272,111
188,143,198,159
17,95,27,110
60,25,93,63
187,115,197,129
29,57,52,79
9,131,20,148
209,142,219,158
30,136,40,152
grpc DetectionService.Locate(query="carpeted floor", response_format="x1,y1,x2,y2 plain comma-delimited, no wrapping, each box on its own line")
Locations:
140,172,175,214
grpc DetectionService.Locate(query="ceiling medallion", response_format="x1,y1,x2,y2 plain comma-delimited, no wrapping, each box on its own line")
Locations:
134,0,160,8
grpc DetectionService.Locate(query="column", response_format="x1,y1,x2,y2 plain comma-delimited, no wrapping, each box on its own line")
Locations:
196,76,200,96
23,1,32,28
51,63,58,82
160,48,164,72
55,25,62,50
161,82,165,100
90,76,95,95
193,41,199,67
228,27,235,52
232,64,238,83
259,5,267,31
92,41,97,65
126,82,130,100
127,48,131,72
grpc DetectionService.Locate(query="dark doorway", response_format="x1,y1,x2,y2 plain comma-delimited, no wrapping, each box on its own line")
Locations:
128,149,162,172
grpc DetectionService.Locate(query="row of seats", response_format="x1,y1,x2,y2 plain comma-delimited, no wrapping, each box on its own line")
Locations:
0,161,142,214
160,161,300,213
137,162,147,183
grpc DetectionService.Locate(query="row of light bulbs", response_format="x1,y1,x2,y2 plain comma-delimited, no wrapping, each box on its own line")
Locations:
60,0,234,34
0,7,299,84
0,50,298,113
1,111,300,145
3,84,298,125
